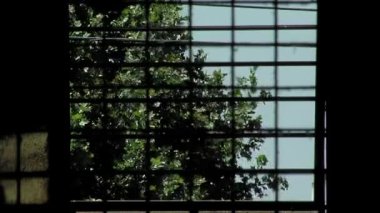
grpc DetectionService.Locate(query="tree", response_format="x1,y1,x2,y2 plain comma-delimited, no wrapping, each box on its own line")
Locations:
69,0,288,201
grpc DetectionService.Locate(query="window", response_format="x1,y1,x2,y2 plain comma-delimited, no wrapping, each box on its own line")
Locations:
0,132,49,204
0,0,326,212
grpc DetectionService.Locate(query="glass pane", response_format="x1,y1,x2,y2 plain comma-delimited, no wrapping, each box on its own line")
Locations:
278,66,316,87
151,138,232,170
278,174,314,201
21,178,49,204
279,30,316,43
70,174,146,200
279,138,314,169
278,101,315,129
0,134,17,172
193,31,230,43
150,138,188,170
107,103,147,130
69,67,104,87
202,66,231,86
256,101,275,129
234,173,275,201
110,67,145,86
235,47,274,62
70,138,146,171
181,5,190,27
150,66,189,86
150,174,188,200
236,8,274,26
21,132,49,172
278,89,315,97
0,179,17,204
192,5,231,26
235,66,274,87
234,100,274,130
106,175,146,200
236,30,274,43
149,101,233,130
193,174,232,200
194,46,231,62
278,47,316,62
237,138,275,169
278,66,315,97
278,9,317,25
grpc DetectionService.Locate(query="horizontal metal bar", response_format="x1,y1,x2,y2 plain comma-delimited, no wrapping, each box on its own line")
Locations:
69,38,316,47
193,3,317,12
70,132,317,139
69,96,315,103
70,61,316,68
69,128,315,134
70,85,316,90
69,168,317,175
0,171,50,178
70,131,318,140
69,200,322,211
0,205,52,212
188,0,318,3
68,0,318,6
69,128,322,138
69,25,317,32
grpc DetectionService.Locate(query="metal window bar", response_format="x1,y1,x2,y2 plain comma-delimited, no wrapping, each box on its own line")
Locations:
67,0,325,213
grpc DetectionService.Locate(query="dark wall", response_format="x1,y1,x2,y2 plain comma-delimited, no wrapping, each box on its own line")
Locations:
320,1,374,212
0,1,68,212
0,1,66,134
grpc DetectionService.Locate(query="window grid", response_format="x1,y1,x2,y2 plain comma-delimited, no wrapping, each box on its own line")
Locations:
66,1,325,213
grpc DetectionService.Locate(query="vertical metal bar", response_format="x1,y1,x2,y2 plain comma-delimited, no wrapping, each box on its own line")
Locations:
144,0,152,208
51,0,71,211
274,0,279,209
101,13,109,213
314,0,325,212
188,0,195,204
230,0,237,208
16,132,21,204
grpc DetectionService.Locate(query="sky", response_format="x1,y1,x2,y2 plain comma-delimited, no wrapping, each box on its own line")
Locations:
181,1,318,201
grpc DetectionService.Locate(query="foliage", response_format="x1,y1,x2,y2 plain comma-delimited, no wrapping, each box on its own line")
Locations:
69,0,287,201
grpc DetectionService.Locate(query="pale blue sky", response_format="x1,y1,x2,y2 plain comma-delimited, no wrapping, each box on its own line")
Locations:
182,1,317,201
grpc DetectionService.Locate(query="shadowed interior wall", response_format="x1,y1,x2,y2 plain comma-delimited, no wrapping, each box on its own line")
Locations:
0,1,67,212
